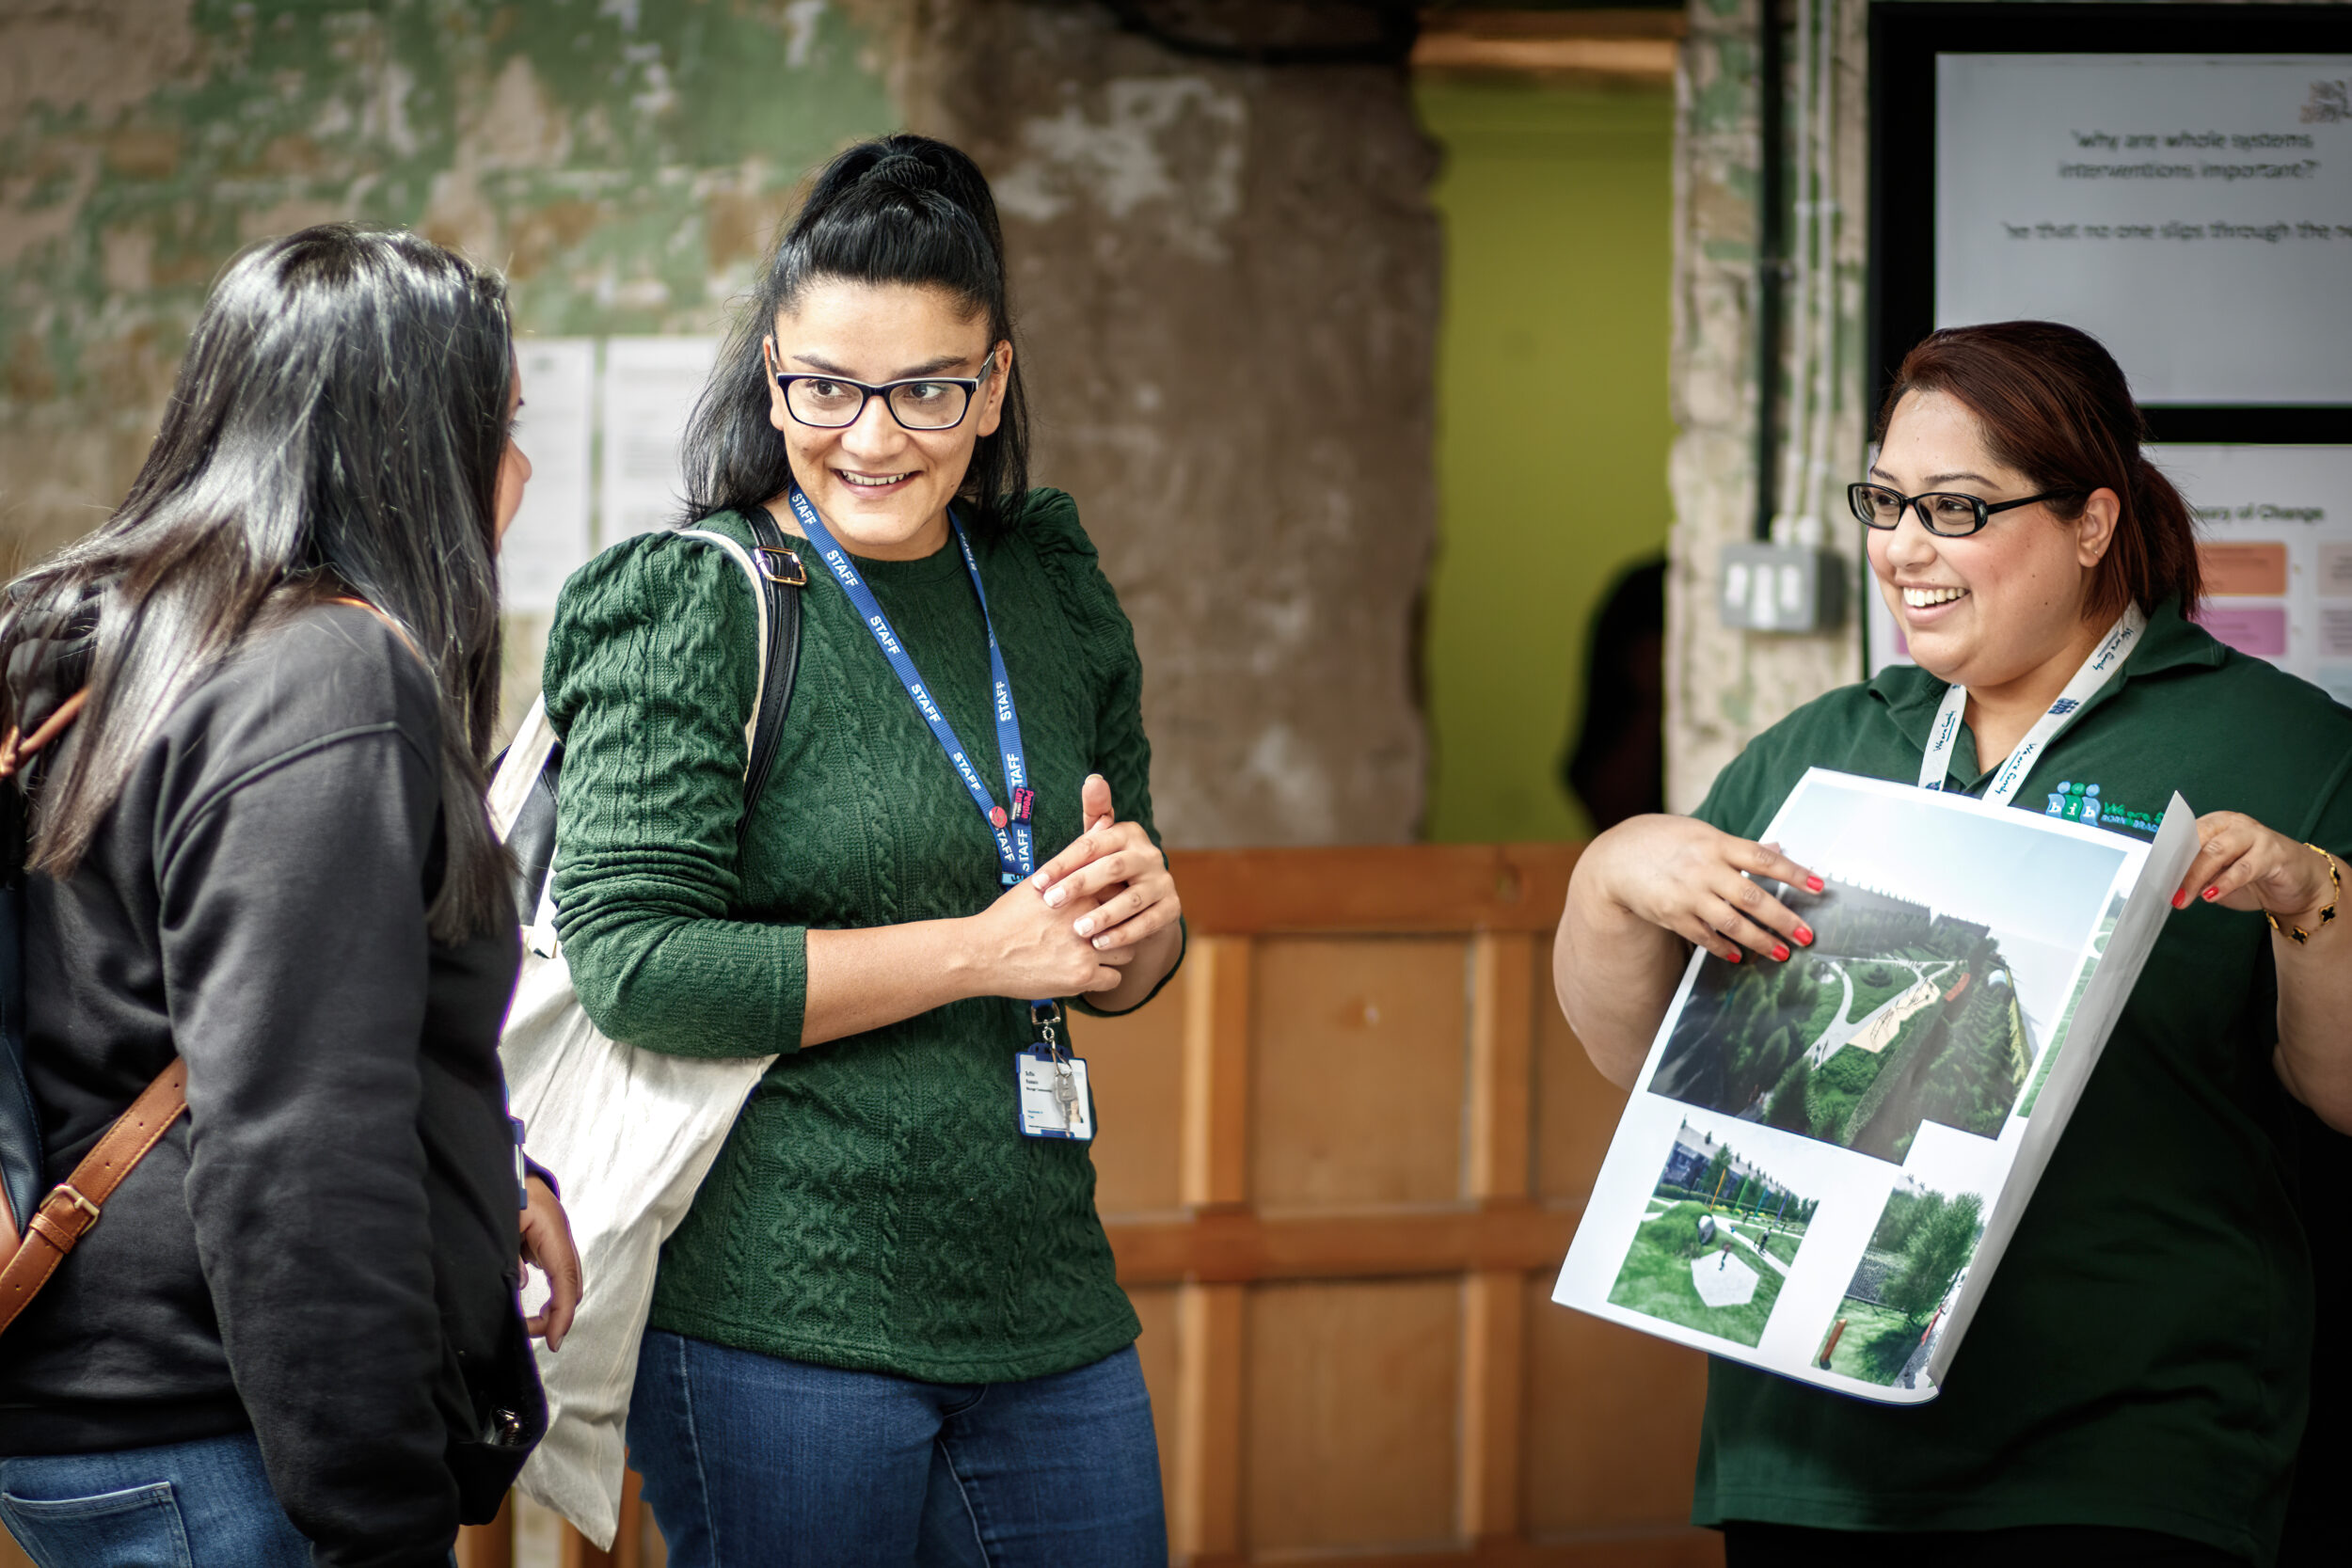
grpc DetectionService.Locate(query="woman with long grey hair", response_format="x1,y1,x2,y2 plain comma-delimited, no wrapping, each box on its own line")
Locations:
0,224,579,1568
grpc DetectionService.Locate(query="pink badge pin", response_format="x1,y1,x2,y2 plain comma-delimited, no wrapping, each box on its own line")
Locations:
989,805,1009,829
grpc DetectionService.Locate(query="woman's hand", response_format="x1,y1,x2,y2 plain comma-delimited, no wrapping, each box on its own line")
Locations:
1585,814,1822,964
1029,774,1183,956
1557,814,1822,1090
961,871,1131,1000
2173,811,2338,927
519,1173,582,1352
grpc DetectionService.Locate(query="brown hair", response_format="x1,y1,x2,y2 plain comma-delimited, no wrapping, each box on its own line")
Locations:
1874,321,2201,622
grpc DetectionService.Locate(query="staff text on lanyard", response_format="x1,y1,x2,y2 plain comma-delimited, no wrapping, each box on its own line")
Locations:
784,489,1093,1142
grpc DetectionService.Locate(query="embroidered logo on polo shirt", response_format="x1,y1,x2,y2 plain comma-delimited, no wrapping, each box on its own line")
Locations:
2046,780,2163,835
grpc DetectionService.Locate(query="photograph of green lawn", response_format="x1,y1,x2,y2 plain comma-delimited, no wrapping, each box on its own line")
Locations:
1607,1120,1819,1347
1645,777,2126,1164
1813,1179,1987,1386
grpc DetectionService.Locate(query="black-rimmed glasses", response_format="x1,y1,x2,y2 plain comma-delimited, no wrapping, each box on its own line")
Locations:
771,356,995,432
1848,483,2079,539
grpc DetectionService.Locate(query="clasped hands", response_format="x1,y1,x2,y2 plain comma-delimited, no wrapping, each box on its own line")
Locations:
970,773,1182,999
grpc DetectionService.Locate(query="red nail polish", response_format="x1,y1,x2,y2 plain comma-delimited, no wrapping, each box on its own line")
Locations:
1725,949,1740,963
1794,925,1814,946
1772,943,1789,962
1805,877,1824,894
2171,889,2188,910
2201,886,2219,901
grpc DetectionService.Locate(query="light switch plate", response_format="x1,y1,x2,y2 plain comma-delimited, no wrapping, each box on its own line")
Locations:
1718,543,1846,633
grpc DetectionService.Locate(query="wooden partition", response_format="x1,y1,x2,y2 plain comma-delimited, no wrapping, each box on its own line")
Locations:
467,844,1721,1568
1085,844,1717,1568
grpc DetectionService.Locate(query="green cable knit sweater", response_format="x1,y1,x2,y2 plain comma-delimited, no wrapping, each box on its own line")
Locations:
541,489,1174,1383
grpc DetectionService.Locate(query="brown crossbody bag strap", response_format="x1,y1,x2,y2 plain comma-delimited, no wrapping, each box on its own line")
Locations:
0,680,192,1336
0,1061,186,1336
0,596,415,1335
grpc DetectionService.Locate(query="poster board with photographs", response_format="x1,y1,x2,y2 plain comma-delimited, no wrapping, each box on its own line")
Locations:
1551,769,2200,1403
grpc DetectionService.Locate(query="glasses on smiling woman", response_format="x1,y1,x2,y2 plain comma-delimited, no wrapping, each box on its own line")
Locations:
771,354,996,432
1848,482,2081,538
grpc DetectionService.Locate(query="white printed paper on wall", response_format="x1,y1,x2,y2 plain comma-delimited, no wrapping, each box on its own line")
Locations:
1935,55,2352,405
1552,770,2197,1402
599,337,722,542
502,339,596,614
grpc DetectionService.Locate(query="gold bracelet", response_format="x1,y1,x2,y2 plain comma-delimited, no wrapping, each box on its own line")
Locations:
2265,843,2341,946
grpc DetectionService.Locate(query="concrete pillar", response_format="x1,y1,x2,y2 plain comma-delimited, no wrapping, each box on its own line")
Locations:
1662,0,1867,813
869,0,1439,845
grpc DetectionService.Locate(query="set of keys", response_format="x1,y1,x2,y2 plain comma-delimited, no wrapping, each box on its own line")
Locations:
1015,1002,1095,1142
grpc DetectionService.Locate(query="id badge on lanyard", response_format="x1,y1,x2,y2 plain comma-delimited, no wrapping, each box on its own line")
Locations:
1015,1001,1094,1142
786,488,1096,1143
1916,604,2143,807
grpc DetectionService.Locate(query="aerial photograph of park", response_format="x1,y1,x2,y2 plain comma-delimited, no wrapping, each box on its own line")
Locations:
1607,1120,1818,1347
1646,774,2129,1164
1813,1177,1988,1387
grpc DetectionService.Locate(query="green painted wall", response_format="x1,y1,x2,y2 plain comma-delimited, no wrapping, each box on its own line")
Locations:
0,0,895,565
1416,77,1676,844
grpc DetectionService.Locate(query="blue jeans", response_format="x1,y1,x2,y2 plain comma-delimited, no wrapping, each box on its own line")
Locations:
0,1431,310,1568
628,1330,1168,1568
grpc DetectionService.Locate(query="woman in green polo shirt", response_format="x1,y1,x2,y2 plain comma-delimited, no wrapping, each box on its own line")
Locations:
540,136,1184,1566
1555,321,2350,1567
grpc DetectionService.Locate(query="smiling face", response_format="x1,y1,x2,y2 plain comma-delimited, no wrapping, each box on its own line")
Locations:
764,277,1009,562
1867,388,2120,704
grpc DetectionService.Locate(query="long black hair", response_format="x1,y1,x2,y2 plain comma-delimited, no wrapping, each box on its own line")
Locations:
682,135,1031,535
0,224,513,942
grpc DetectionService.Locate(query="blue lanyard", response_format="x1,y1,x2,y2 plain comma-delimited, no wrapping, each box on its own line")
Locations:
785,487,1036,886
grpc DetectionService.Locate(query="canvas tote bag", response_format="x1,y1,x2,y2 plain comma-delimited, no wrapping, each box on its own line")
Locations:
489,519,804,1547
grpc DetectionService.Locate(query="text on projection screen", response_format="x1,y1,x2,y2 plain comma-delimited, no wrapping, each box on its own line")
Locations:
1934,55,2352,405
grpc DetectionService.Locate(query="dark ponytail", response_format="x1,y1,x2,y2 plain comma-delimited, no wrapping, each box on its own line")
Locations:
682,135,1030,536
1876,322,2201,622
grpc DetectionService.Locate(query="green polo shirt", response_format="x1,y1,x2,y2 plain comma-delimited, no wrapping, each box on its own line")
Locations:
1685,599,2352,1564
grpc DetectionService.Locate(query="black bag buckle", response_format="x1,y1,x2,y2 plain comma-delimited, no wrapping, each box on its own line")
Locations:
757,546,808,587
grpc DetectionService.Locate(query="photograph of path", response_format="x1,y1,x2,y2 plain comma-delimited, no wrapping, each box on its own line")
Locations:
1646,775,2128,1164
1607,1120,1819,1346
1812,1177,1987,1387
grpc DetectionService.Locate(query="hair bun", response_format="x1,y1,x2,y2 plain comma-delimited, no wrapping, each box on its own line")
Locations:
861,150,940,190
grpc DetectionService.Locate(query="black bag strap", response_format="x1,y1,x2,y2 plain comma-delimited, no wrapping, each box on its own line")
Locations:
494,514,806,923
739,504,806,816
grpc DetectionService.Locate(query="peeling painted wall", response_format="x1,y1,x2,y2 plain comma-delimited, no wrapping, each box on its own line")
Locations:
0,0,1437,847
0,0,893,561
0,0,898,736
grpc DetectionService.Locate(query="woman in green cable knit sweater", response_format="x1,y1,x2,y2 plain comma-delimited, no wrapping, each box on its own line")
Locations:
541,137,1184,1568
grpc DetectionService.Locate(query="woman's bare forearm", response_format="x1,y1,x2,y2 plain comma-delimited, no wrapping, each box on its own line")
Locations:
799,876,1130,1047
801,919,987,1047
1554,866,1690,1090
1551,816,1820,1090
2273,852,2352,1132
